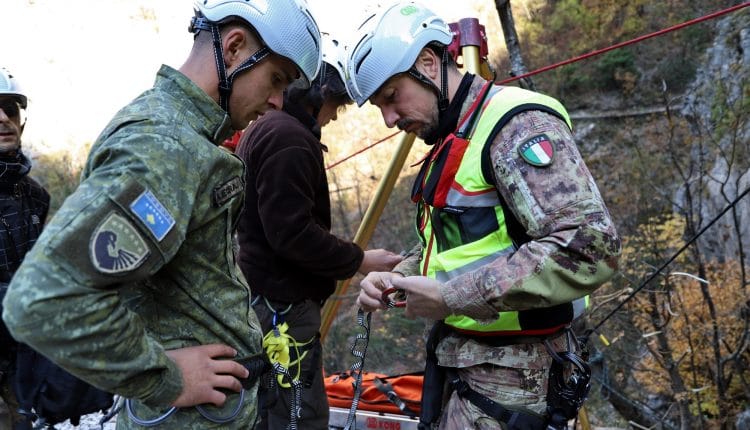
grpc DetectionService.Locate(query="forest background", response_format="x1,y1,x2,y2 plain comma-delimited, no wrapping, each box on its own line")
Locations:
9,0,750,428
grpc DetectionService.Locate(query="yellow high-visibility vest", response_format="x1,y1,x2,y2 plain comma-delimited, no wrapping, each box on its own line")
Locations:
415,84,587,336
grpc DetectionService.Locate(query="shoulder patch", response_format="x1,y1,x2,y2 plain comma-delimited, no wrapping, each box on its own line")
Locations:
212,176,243,208
90,212,150,274
518,134,554,167
129,189,175,241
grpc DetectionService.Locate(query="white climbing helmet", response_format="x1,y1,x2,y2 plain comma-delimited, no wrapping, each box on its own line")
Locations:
193,0,322,87
0,67,27,109
345,1,453,106
321,32,347,89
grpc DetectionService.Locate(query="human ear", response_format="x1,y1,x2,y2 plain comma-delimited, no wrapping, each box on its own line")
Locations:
222,27,248,68
414,47,439,81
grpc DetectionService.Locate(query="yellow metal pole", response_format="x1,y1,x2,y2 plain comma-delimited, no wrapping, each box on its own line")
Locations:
578,403,591,430
320,132,416,340
463,46,482,76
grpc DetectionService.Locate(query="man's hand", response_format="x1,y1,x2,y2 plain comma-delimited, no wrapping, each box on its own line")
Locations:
357,271,404,312
358,249,403,274
166,344,249,408
390,276,451,320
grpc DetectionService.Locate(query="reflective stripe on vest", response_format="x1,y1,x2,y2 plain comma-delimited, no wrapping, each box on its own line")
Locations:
418,84,587,335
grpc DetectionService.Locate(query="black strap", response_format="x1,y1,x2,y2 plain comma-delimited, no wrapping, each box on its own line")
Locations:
372,377,418,418
299,335,321,389
197,16,270,113
445,368,547,430
406,45,450,113
236,354,272,390
418,321,449,428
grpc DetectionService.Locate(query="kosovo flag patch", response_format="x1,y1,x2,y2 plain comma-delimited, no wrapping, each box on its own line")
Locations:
129,189,175,242
90,212,150,274
518,134,554,167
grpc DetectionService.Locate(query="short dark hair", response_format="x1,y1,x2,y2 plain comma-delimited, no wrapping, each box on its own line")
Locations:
285,63,350,112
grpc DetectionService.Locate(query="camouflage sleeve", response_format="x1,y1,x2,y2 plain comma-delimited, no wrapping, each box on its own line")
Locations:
1,135,194,406
440,110,620,319
391,242,422,277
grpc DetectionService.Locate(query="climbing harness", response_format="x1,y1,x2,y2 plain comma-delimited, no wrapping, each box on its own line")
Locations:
256,295,323,428
417,320,591,430
344,257,596,430
443,368,548,430
263,322,314,388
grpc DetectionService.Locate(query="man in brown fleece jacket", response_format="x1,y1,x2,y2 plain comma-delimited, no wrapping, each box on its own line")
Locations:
235,35,403,429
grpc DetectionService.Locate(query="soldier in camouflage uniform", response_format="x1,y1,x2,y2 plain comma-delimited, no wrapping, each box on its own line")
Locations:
348,2,620,429
1,1,321,428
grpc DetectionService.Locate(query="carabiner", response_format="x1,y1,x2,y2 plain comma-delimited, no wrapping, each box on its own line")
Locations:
381,286,406,308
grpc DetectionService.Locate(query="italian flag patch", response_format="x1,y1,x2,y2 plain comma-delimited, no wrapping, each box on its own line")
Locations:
518,134,554,167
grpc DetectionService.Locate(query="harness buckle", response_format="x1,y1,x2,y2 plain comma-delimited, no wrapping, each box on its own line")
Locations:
449,375,469,396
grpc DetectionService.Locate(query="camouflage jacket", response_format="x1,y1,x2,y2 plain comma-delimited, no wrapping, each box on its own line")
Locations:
1,65,261,428
394,75,620,369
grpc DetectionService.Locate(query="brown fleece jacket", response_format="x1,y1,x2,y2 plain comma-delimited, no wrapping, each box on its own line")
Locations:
235,105,364,303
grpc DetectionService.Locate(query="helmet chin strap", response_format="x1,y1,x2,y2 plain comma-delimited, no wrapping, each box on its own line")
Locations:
192,16,271,113
407,48,450,113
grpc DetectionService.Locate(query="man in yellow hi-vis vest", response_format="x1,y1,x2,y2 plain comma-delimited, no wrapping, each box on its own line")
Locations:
348,2,621,428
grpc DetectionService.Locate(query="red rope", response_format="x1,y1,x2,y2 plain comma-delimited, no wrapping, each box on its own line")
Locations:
326,131,401,170
326,2,749,169
497,2,749,85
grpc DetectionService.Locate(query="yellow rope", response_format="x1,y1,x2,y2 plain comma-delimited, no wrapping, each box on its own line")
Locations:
262,322,313,388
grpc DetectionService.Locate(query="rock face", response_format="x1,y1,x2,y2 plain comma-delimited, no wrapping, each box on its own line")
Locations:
679,9,750,265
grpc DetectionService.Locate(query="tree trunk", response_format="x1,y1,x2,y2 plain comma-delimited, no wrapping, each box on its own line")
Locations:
494,0,535,90
646,289,694,430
